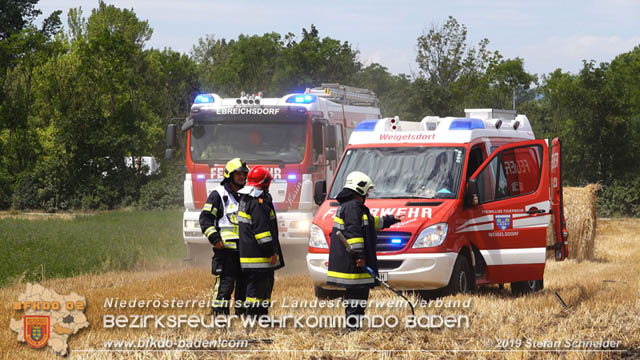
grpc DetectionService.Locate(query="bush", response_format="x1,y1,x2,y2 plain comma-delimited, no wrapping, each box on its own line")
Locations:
0,166,11,210
11,173,44,210
597,177,640,217
137,166,183,210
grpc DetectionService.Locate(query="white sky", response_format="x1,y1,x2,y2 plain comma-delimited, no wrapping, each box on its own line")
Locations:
37,0,640,77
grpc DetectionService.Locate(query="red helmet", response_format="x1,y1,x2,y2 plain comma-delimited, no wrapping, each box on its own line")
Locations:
246,166,273,190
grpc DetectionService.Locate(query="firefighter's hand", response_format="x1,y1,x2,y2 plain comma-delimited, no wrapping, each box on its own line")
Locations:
213,241,224,250
269,254,278,265
383,214,404,227
392,215,404,224
355,258,365,267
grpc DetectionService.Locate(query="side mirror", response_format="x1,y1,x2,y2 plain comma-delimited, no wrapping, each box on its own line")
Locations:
325,125,336,148
325,148,337,161
166,124,177,148
314,180,326,205
465,178,479,207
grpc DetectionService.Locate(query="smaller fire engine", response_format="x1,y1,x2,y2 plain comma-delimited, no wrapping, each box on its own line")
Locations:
307,109,568,297
166,84,381,264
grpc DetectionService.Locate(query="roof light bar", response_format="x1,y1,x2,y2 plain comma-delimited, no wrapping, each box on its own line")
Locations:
354,120,378,132
286,95,317,104
449,118,485,130
194,94,214,104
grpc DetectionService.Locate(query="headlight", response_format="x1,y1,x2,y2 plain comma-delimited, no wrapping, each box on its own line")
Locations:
308,224,328,249
184,220,199,229
290,219,312,232
412,223,448,248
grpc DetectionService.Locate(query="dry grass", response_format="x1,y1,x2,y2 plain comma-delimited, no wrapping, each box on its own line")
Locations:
2,219,639,359
563,185,599,261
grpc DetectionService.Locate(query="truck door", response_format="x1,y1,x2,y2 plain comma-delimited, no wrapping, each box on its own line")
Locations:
462,140,550,283
550,138,568,260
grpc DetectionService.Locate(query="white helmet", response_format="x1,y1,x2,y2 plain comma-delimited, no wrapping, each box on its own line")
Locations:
343,171,374,196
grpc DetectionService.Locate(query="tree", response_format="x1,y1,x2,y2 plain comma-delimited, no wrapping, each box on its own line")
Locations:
192,25,362,97
276,25,361,92
416,16,499,88
413,16,503,116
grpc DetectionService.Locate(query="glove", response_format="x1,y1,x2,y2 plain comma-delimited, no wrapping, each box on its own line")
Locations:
382,214,402,228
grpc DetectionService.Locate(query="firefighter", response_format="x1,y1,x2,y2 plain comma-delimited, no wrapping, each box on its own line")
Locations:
199,158,250,315
237,166,284,317
327,171,402,330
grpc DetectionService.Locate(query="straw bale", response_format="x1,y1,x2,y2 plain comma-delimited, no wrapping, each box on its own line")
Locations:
562,184,599,260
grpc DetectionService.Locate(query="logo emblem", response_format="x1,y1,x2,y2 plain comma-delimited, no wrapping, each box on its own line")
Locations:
495,215,511,231
24,315,50,348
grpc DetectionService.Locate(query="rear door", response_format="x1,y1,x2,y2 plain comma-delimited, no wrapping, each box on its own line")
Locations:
550,138,568,260
461,139,550,283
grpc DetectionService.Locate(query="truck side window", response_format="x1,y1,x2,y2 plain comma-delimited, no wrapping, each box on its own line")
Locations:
477,157,498,203
499,145,543,197
335,124,345,155
467,146,484,180
476,145,543,203
312,122,323,163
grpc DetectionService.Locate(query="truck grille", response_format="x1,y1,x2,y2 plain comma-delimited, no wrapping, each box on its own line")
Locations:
376,231,412,252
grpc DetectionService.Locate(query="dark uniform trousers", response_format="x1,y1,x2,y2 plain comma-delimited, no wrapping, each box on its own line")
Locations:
245,271,274,317
344,287,370,329
211,250,246,315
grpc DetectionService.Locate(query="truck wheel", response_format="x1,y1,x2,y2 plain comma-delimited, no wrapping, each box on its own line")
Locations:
511,279,544,296
314,286,344,300
444,254,474,295
186,243,211,267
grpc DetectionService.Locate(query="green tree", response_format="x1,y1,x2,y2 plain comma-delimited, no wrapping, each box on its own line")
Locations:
414,16,502,116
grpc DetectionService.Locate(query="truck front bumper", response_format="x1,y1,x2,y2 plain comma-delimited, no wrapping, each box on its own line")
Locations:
306,252,458,290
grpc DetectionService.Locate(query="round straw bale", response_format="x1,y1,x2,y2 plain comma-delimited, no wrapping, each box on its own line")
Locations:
562,184,598,261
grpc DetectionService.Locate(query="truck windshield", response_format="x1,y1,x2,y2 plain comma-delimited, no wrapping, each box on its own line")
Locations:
190,122,306,163
328,147,465,199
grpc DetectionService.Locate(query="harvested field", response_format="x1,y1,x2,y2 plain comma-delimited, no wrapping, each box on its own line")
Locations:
2,218,638,359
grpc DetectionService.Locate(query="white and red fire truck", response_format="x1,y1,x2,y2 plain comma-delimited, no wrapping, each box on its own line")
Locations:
307,109,568,296
167,84,381,264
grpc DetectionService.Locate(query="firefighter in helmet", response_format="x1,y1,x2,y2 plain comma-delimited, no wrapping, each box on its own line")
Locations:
328,171,402,330
199,158,250,315
237,166,285,317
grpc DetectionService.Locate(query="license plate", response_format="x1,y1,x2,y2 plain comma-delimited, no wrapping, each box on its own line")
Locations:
378,272,388,282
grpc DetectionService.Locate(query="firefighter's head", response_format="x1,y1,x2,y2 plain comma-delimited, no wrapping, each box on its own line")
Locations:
246,166,273,191
344,171,375,199
223,158,249,188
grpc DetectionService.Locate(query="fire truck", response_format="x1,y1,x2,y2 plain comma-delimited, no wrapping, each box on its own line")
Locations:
166,84,381,264
307,109,568,297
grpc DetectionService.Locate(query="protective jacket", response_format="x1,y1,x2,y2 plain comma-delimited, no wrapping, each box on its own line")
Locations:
199,182,241,251
238,188,285,271
327,189,397,288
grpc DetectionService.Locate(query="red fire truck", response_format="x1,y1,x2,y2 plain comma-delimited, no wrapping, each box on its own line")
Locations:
307,109,568,297
166,84,381,264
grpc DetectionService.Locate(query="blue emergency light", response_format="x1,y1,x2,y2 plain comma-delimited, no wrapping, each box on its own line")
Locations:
354,120,378,132
196,174,206,180
194,94,215,104
286,95,317,104
287,174,298,181
449,118,485,130
390,238,402,244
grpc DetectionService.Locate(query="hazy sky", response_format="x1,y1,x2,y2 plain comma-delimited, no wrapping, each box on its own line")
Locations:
37,0,640,77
